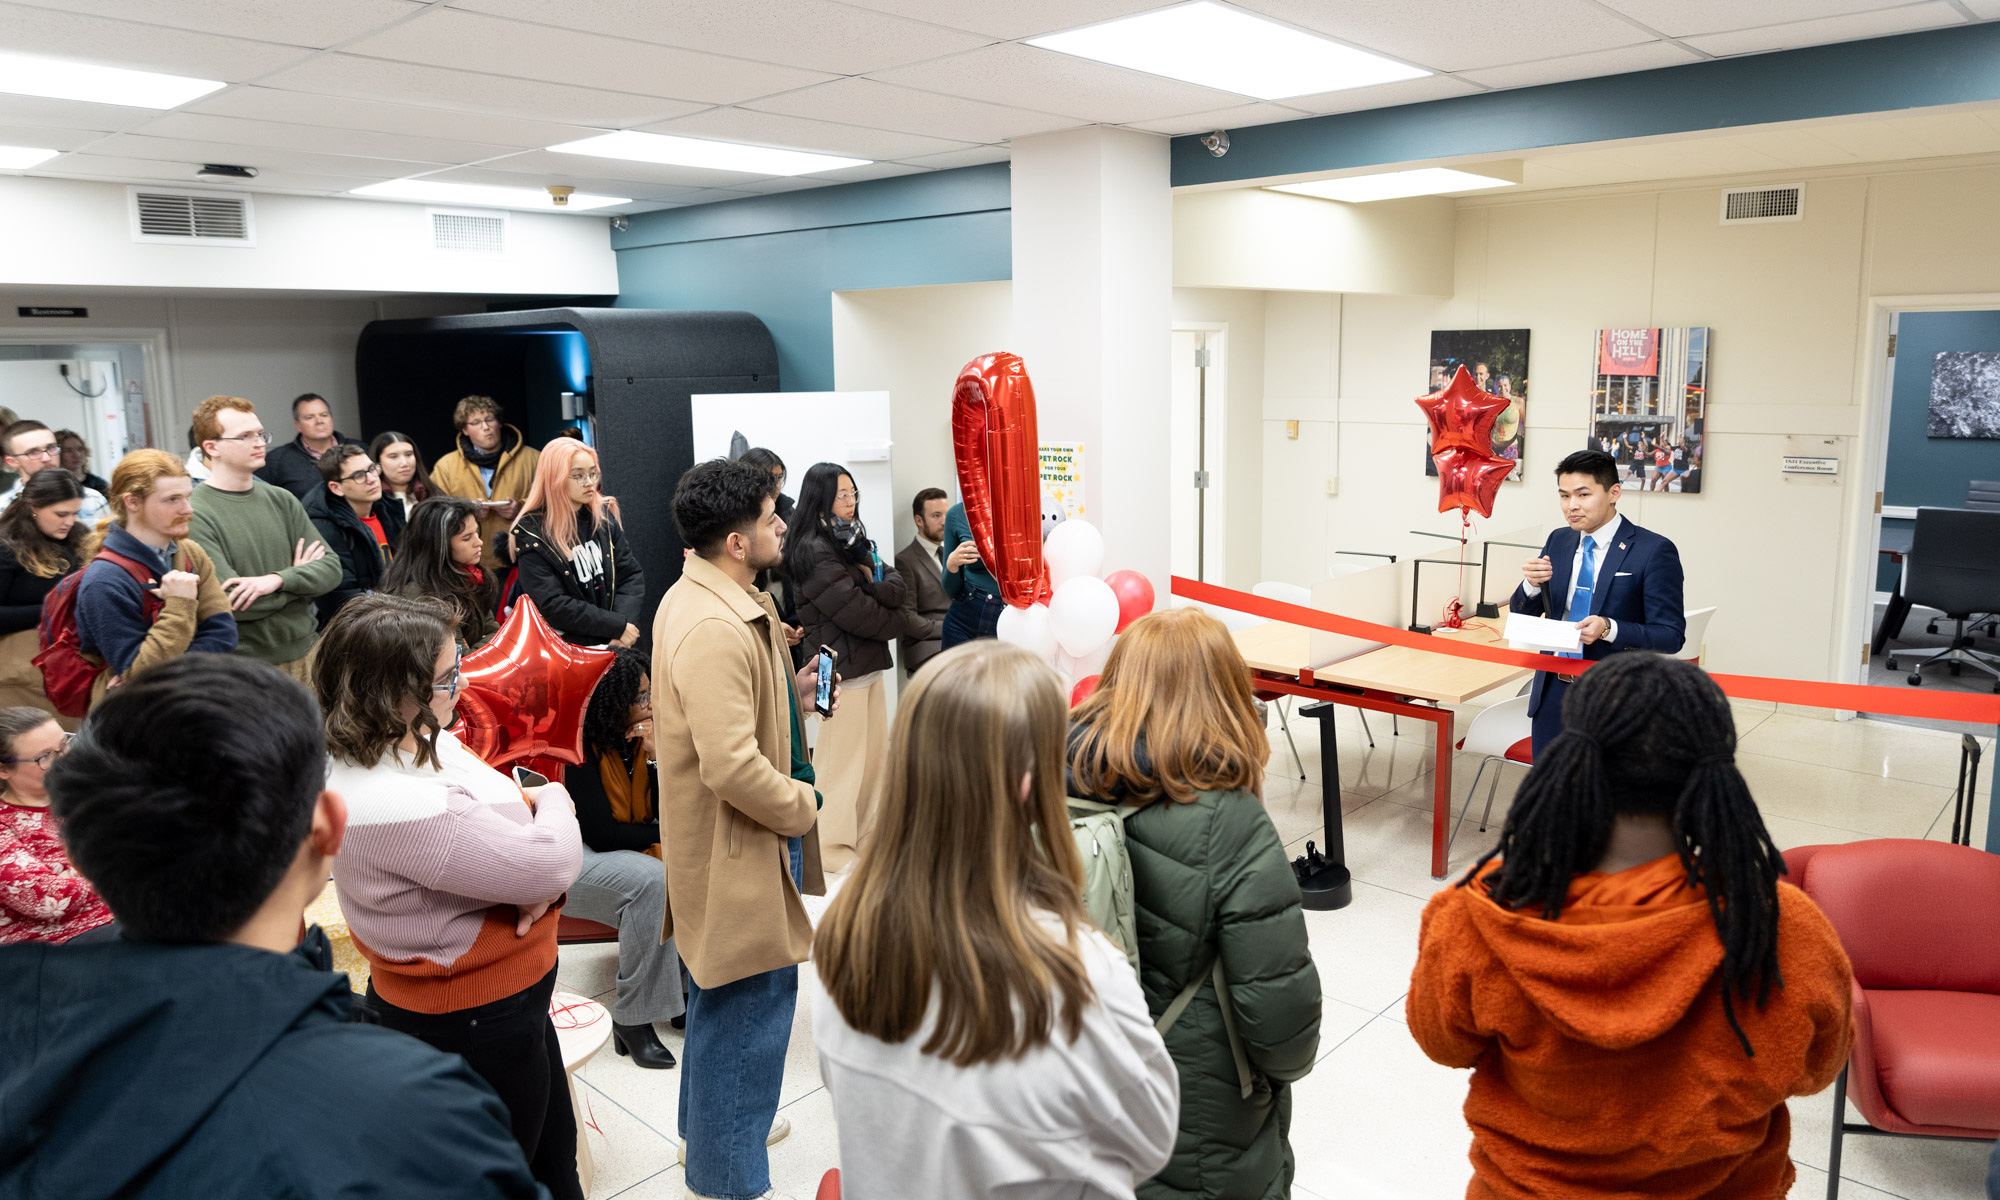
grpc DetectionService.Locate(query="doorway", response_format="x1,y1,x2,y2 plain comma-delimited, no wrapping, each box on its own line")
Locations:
0,338,164,469
1170,326,1227,583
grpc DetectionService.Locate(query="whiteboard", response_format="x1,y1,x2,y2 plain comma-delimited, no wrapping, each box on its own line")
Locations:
688,391,897,563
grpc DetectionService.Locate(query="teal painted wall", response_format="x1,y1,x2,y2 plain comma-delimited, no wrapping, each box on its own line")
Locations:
612,164,1010,393
1878,309,2000,590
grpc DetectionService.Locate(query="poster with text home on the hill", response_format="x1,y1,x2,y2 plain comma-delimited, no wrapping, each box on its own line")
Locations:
1589,327,1710,495
1424,329,1530,481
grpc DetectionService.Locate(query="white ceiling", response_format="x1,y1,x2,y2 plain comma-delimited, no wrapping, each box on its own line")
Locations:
0,0,1991,214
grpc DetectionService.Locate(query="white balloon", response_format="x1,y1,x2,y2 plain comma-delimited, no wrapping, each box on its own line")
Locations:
1043,519,1105,588
1071,637,1113,679
1049,576,1120,658
996,601,1059,663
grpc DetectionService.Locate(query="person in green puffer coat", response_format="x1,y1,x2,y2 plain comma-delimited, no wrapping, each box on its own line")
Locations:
1068,607,1322,1200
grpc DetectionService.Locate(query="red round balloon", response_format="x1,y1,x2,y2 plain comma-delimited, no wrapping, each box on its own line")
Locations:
953,352,1051,608
1415,365,1510,458
449,597,617,768
1070,674,1101,707
1432,447,1513,519
1103,569,1155,633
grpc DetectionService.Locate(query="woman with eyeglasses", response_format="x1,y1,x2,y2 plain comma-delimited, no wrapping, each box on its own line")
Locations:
0,471,90,717
314,592,586,1200
509,438,644,648
380,496,499,649
0,706,112,944
368,431,433,524
785,461,916,871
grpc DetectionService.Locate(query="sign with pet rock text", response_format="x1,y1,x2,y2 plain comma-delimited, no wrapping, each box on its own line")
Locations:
1039,442,1085,521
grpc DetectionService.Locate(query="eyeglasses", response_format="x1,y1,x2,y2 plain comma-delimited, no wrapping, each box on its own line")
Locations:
465,416,499,430
835,488,861,502
5,734,73,770
13,443,60,461
568,469,602,485
432,643,467,694
341,464,382,483
214,431,270,446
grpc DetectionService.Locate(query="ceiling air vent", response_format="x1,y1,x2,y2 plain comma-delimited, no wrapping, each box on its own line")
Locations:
129,187,254,245
432,210,506,254
1720,183,1803,225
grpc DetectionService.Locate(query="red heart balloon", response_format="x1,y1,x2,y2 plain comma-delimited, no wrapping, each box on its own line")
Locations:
449,596,617,768
953,352,1051,609
1432,447,1513,519
1416,365,1511,458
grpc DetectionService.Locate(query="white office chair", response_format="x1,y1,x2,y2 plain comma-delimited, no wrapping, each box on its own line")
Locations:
1447,695,1533,854
1677,606,1717,665
1251,582,1312,780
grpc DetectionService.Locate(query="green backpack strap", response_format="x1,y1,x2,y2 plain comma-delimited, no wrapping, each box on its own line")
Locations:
1154,955,1257,1101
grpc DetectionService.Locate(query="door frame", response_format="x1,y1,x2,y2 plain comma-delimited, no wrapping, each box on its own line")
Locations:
0,328,175,451
1173,321,1228,584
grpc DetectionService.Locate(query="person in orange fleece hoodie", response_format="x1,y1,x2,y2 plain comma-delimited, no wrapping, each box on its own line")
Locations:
1409,653,1855,1200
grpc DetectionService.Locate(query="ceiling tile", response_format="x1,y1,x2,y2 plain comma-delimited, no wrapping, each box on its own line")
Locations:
133,111,522,166
186,87,604,148
1122,102,1313,136
454,147,771,189
257,55,709,127
0,0,425,48
339,8,833,105
0,3,313,80
635,107,976,162
1964,0,2000,16
34,153,383,194
828,0,1165,41
85,132,441,179
893,144,1010,169
745,78,1081,144
869,42,1248,125
448,0,994,76
1597,0,1915,38
1283,74,1483,115
1459,40,1699,90
0,94,155,132
0,123,109,152
1237,0,1653,72
1684,2,1964,57
417,163,725,201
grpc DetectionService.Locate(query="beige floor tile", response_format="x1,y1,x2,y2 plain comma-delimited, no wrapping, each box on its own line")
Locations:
1784,1159,1905,1199
1299,874,1430,1013
569,1076,675,1198
768,1087,842,1199
558,940,620,1001
1786,1084,1992,1198
1290,1017,1475,1200
1740,712,1986,791
1329,788,1506,900
1735,752,1954,839
1316,995,1379,1061
1263,771,1373,848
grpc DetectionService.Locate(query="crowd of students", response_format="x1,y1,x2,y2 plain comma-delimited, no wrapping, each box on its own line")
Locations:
0,401,1962,1199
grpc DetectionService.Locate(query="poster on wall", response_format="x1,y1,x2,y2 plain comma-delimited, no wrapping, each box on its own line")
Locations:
1424,329,1529,480
1588,327,1709,494
1039,442,1084,533
1927,351,2000,438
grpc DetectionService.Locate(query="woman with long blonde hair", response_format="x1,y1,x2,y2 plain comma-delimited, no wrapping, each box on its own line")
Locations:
509,437,643,646
813,640,1178,1199
1067,606,1321,1200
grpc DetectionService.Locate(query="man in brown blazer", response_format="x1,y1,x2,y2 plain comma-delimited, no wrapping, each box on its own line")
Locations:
894,486,951,677
653,457,836,1199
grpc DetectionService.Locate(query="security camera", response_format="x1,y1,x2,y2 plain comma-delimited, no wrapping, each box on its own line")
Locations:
547,185,575,206
610,215,629,231
1200,130,1230,158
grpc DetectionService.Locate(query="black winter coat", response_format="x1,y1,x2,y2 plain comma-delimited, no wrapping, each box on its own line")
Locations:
791,536,913,677
512,506,644,645
0,539,77,634
303,486,406,628
255,432,347,500
0,929,546,1199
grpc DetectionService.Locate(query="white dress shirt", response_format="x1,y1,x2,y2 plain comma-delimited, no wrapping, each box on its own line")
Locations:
1522,512,1622,643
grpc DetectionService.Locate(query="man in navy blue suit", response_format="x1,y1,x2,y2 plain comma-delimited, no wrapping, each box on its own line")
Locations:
1511,449,1686,757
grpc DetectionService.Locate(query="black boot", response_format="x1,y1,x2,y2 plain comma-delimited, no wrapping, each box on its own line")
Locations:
612,1022,677,1069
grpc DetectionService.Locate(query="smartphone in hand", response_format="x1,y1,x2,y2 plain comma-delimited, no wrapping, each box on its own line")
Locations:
512,765,550,789
815,644,837,718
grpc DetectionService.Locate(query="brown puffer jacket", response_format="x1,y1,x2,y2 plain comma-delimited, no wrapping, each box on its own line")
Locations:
791,537,913,678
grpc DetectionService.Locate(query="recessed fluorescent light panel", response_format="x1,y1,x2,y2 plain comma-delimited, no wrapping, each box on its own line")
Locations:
0,145,60,169
548,131,868,176
0,51,224,109
1270,168,1517,204
351,179,629,213
1026,1,1426,101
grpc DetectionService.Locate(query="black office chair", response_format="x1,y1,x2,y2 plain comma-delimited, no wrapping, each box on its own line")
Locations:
1967,480,2000,512
1886,507,2000,691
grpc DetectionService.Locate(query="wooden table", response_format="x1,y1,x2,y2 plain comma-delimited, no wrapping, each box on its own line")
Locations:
1237,617,1529,883
552,990,612,1196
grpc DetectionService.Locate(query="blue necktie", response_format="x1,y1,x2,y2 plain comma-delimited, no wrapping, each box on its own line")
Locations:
1562,537,1597,659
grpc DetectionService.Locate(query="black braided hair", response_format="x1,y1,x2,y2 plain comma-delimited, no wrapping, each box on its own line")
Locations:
584,647,650,760
1459,652,1785,1056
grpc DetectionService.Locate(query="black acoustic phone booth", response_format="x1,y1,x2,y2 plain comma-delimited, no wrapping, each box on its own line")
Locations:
355,307,779,628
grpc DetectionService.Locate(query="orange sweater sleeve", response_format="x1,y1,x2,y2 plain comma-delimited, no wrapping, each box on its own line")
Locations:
1778,885,1857,1099
1408,889,1490,1069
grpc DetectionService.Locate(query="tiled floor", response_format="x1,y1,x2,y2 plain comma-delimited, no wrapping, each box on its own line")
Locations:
556,700,1996,1200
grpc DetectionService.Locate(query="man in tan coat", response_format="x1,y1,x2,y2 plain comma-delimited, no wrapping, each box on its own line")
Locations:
653,456,834,1200
428,395,539,569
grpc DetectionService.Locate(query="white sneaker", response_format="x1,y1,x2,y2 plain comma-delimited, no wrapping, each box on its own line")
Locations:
676,1115,791,1167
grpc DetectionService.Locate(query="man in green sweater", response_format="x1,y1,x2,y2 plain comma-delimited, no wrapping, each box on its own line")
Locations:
187,395,340,682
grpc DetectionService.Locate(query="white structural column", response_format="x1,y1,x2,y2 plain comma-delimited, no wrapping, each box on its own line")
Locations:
1009,126,1174,596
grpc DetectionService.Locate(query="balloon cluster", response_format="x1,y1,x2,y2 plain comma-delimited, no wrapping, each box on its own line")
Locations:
1416,365,1512,519
994,519,1154,704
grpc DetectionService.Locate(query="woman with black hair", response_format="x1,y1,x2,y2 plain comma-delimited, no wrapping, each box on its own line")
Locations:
561,646,686,1069
785,461,912,870
1408,653,1854,1200
369,431,433,525
379,496,498,648
0,472,89,715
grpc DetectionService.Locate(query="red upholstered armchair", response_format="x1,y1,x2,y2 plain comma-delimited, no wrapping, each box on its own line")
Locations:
1783,840,2000,1199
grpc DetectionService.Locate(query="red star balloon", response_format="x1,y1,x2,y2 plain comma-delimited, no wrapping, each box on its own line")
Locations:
450,597,617,768
1433,447,1514,519
953,352,1051,608
1415,365,1511,457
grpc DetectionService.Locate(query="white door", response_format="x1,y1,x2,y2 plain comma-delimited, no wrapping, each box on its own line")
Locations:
1169,329,1227,583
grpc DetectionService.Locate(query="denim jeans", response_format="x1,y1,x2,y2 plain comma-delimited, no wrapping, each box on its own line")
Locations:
940,588,1004,651
678,836,804,1200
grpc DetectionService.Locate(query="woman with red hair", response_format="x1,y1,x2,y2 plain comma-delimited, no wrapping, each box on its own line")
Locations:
510,437,644,646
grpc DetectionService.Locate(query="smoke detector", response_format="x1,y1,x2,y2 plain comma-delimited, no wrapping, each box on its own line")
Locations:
546,185,575,207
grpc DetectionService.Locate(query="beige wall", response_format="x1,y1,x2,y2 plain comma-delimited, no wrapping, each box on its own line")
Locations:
1171,287,1265,589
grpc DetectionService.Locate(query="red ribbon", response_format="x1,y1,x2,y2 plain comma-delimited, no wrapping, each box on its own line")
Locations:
1174,575,2000,726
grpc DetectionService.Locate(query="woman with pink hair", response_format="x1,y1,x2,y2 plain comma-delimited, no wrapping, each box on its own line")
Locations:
509,437,644,646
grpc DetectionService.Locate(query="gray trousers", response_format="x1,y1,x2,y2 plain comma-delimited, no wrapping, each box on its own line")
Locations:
564,847,687,1026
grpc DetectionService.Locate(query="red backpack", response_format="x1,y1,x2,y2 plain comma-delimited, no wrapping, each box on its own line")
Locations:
36,549,166,718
